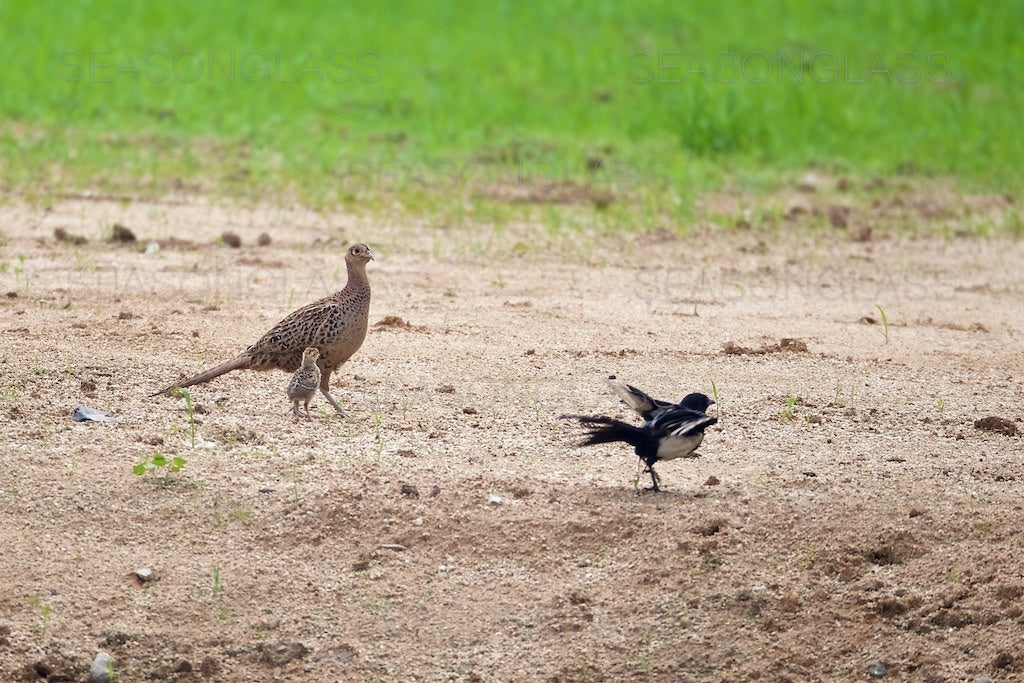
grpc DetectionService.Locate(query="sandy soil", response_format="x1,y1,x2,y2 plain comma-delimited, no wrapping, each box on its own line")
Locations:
1,191,1023,682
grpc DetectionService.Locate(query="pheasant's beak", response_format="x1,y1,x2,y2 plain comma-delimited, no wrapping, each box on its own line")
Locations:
367,249,375,261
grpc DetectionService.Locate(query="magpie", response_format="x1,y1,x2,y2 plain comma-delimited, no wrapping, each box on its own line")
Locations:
565,388,717,492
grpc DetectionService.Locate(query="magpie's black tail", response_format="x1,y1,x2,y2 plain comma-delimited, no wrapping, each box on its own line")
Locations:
561,414,646,449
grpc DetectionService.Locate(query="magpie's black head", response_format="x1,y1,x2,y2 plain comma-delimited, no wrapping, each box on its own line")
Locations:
679,392,714,413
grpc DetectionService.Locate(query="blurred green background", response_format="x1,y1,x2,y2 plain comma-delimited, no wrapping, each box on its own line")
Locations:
1,0,1020,214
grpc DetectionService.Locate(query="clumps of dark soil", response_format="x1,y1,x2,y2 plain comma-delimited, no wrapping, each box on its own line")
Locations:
110,223,136,242
53,227,87,245
865,531,924,566
723,338,808,355
974,416,1018,437
257,232,273,246
374,315,426,332
219,231,242,248
693,518,727,536
157,237,199,251
259,642,309,667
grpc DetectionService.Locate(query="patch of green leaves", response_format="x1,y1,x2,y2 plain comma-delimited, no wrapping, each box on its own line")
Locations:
132,452,186,476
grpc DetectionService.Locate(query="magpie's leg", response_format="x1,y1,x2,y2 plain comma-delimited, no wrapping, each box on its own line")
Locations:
649,466,661,492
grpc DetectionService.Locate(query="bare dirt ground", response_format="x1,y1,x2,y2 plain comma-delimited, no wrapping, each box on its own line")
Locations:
1,188,1023,682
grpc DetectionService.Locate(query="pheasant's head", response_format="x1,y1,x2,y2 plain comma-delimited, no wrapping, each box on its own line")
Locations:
346,243,375,264
301,347,320,367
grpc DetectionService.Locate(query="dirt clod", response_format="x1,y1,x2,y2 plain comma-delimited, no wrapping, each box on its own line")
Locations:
974,416,1018,436
723,338,808,355
110,223,136,242
257,232,273,246
259,642,309,667
54,227,87,245
220,231,242,248
199,657,220,677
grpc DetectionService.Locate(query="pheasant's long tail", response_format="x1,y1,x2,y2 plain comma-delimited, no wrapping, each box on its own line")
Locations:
150,355,251,396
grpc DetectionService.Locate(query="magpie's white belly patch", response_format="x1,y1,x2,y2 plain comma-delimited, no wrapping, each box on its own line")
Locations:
657,433,704,460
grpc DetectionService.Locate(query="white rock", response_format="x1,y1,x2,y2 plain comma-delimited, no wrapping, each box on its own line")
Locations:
487,494,503,506
132,567,154,583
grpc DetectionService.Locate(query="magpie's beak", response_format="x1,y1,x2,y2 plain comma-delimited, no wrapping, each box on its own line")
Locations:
708,399,716,406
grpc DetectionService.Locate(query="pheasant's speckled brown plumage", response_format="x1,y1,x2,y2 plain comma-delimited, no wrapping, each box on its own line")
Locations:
287,347,321,421
153,243,373,415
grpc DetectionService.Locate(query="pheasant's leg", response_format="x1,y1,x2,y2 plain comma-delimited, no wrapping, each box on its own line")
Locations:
291,400,301,423
304,399,314,420
319,370,348,417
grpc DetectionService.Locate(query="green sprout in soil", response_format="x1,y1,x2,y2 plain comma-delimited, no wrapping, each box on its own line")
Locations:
780,393,799,421
875,304,890,344
132,452,187,477
173,387,198,446
710,379,721,418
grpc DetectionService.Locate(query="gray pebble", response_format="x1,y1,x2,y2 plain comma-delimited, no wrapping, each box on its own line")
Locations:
90,652,115,683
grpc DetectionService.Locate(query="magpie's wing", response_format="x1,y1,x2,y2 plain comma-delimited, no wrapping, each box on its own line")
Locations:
649,406,718,437
605,378,672,419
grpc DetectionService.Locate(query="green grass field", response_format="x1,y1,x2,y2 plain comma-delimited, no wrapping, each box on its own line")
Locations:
1,1,1021,215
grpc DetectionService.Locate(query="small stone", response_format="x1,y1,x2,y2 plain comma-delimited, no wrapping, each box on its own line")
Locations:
351,559,370,572
412,517,424,526
81,379,97,393
704,476,720,486
379,543,407,552
144,241,160,255
802,471,817,478
429,485,442,498
400,484,420,498
867,662,886,678
219,231,242,248
487,494,503,506
463,406,479,415
256,232,272,246
132,567,155,583
806,414,823,424
90,652,115,683
172,659,193,673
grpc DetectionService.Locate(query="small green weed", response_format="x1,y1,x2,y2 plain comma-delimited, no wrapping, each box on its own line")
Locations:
173,387,198,447
132,452,187,477
212,565,225,595
875,304,890,345
780,393,799,421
